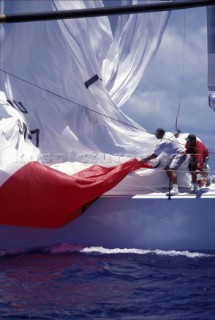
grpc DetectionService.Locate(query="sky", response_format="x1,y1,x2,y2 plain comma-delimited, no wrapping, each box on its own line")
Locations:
120,5,215,156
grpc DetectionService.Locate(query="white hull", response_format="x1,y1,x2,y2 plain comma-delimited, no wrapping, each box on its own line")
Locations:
1,184,215,252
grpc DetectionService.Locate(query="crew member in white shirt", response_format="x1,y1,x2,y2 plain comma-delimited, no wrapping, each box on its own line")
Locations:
141,128,186,195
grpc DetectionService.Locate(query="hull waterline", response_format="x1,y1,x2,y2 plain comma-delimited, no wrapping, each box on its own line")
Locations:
1,186,215,252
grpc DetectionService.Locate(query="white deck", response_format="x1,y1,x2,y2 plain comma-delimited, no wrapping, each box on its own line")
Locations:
133,188,215,199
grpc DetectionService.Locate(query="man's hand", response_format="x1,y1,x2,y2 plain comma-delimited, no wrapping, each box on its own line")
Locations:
140,153,157,163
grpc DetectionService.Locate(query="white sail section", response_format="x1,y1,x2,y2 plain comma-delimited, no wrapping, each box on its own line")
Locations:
207,6,215,111
0,0,169,168
103,0,170,107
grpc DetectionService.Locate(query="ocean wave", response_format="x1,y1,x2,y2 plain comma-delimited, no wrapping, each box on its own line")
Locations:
0,243,213,258
0,243,85,257
81,246,212,258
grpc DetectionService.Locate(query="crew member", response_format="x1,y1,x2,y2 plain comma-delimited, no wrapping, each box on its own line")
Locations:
185,133,209,193
141,128,185,196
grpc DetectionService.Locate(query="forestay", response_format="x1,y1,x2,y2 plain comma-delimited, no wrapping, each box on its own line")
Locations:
207,6,215,110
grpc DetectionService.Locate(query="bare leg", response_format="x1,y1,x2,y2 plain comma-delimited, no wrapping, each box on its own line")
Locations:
191,171,197,183
165,167,179,195
170,169,177,184
165,167,177,184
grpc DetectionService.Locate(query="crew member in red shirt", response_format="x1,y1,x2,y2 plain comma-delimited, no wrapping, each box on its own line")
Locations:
185,134,209,192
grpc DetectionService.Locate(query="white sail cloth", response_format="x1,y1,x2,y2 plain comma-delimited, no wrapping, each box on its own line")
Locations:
0,0,169,161
103,0,170,107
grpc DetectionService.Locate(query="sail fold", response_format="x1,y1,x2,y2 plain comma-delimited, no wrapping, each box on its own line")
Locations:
0,158,151,228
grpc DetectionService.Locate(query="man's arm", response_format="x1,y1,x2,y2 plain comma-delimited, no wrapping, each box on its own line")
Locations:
141,153,157,163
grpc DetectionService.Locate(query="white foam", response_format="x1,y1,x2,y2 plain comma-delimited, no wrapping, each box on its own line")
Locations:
81,246,151,255
153,249,211,258
0,244,212,258
81,246,212,258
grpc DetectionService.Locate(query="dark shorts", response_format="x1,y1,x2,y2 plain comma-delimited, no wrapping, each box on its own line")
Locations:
188,156,198,171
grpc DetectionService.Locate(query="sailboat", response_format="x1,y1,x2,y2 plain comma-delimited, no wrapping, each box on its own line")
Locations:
0,0,215,252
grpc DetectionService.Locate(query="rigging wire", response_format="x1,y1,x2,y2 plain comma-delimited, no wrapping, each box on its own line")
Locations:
1,68,215,156
0,68,144,132
175,9,186,132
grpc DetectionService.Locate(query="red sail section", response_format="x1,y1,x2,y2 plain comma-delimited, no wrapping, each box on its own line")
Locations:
0,159,151,228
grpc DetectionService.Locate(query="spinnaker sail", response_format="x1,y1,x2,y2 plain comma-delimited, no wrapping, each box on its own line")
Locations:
0,0,169,227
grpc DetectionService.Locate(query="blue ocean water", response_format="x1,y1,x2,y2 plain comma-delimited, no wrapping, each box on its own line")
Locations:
0,245,215,320
0,156,214,319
